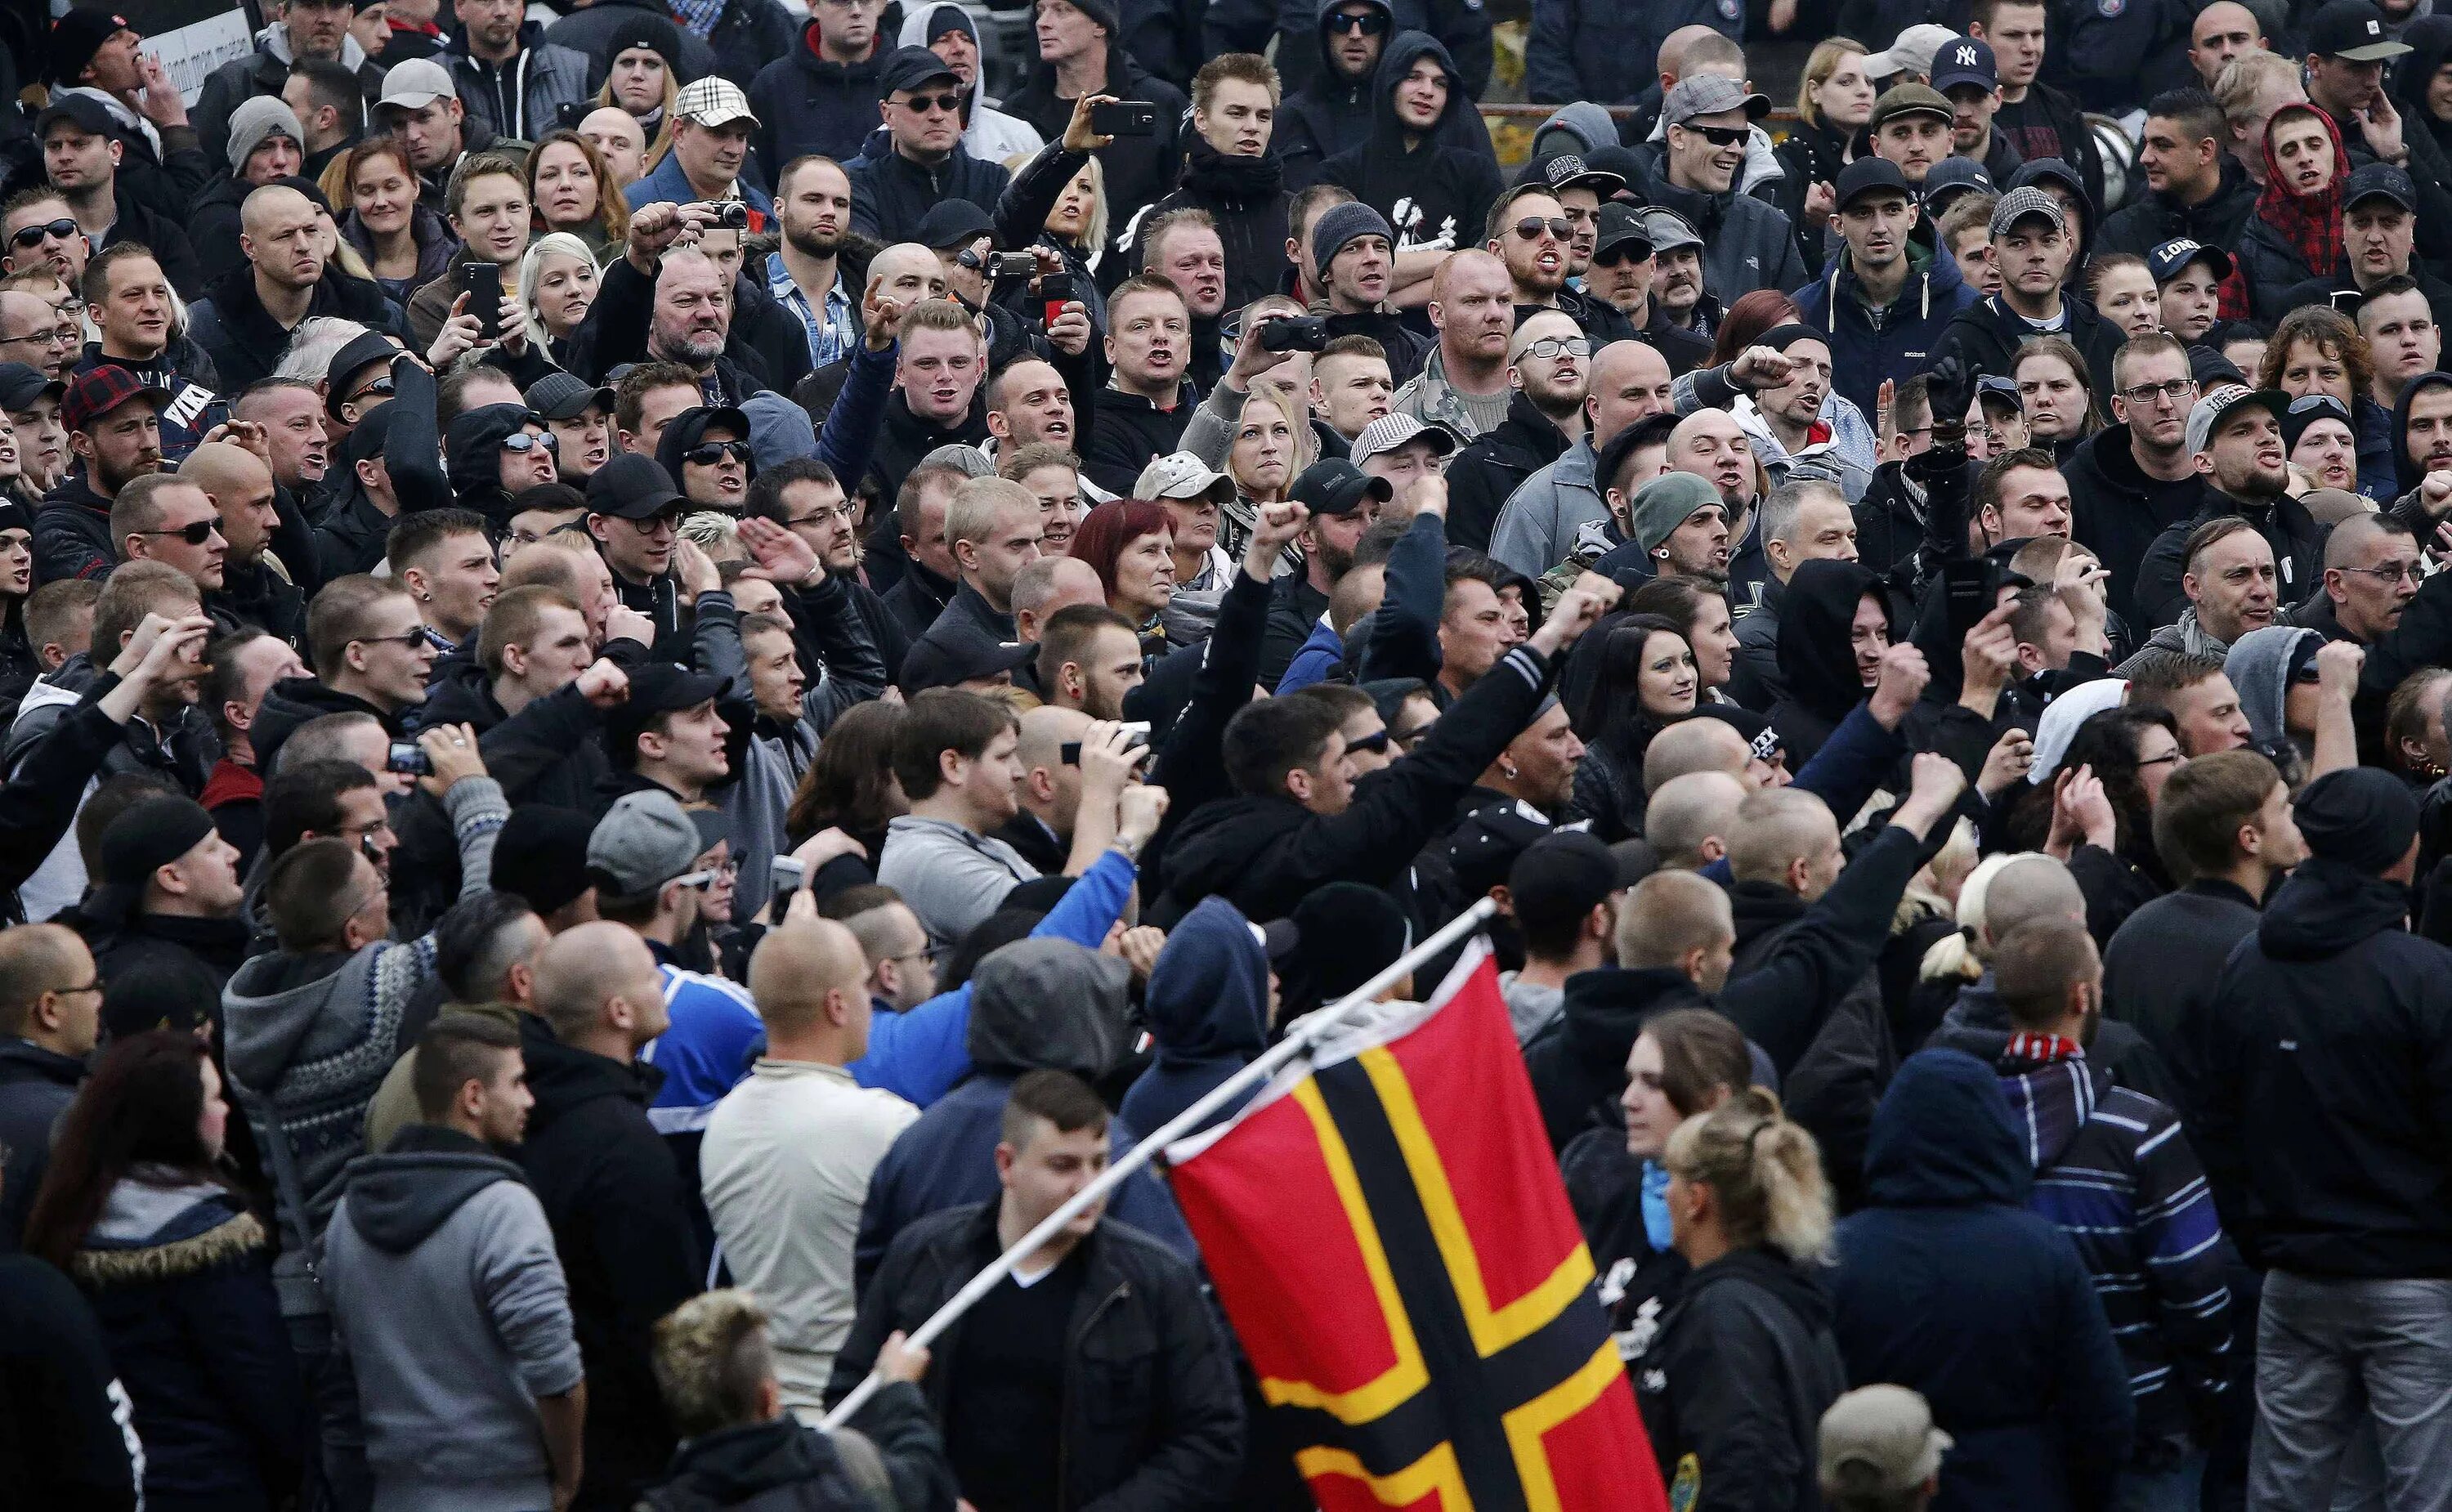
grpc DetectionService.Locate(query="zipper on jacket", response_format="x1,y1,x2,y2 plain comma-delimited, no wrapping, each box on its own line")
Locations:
1058,1278,1133,1512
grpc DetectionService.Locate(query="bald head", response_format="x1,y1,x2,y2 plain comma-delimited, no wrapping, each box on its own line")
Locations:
1645,770,1748,869
1644,718,1751,794
1017,704,1094,774
1013,555,1107,637
1585,338,1673,447
1614,868,1734,978
533,921,659,1045
242,184,313,236
1726,787,1839,886
1980,853,2087,947
2324,512,2405,569
747,917,870,1040
179,441,272,498
1432,248,1510,304
1658,23,1725,80
867,241,942,298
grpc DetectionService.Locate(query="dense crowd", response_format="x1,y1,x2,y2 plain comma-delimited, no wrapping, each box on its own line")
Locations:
4,0,2452,1507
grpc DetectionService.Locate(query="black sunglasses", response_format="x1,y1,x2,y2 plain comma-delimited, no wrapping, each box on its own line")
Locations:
1346,729,1390,755
898,92,964,114
8,218,77,248
501,431,557,454
135,518,222,545
1510,216,1574,243
1681,123,1747,147
683,440,751,467
1592,245,1651,268
1326,10,1389,33
344,376,396,405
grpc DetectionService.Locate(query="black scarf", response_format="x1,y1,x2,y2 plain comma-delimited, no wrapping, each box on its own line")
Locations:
1179,135,1282,206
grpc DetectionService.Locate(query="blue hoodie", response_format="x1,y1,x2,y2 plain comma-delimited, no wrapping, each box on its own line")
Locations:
1794,232,1977,423
1831,1049,2136,1512
1119,897,1272,1136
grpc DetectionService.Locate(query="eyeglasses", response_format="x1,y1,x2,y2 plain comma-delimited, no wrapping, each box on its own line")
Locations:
2136,750,2182,768
52,979,102,998
134,517,224,545
351,627,432,651
627,512,683,533
343,376,396,405
1510,216,1573,243
2119,378,2197,406
501,431,557,454
0,327,77,351
897,92,964,114
1519,336,1590,360
1591,245,1651,269
2341,560,2424,584
1345,729,1390,755
682,440,751,467
1680,123,1748,147
787,503,852,528
1325,9,1389,32
7,219,77,249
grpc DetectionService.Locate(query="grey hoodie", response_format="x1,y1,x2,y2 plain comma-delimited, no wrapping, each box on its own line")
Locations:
322,1130,582,1512
221,775,509,1317
2224,624,2320,753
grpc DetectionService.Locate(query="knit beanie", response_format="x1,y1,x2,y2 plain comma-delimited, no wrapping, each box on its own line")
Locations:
1311,201,1394,275
1622,472,1722,555
2294,766,2420,874
226,96,305,173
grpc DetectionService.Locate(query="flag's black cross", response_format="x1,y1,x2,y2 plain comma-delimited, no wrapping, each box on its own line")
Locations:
1269,1058,1613,1510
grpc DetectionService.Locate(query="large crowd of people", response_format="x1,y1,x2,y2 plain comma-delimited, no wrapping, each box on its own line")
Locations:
1,0,2451,1507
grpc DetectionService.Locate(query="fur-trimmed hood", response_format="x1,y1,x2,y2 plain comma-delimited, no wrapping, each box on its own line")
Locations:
71,1170,267,1289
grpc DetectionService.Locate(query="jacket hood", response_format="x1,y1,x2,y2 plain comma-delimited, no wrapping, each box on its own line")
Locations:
221,946,360,1095
521,1013,660,1122
1686,1244,1837,1332
2256,855,2414,960
1555,964,1711,1071
1534,101,1618,160
1314,0,1395,73
1994,1049,2109,1173
966,937,1134,1078
1152,794,1309,909
660,1416,857,1501
897,4,978,109
1776,559,1886,725
1862,1048,2030,1210
2392,370,2452,494
261,19,371,71
2224,624,2318,749
445,401,538,507
1371,32,1465,141
2393,16,2452,145
1141,896,1270,1066
341,1125,529,1252
74,1174,266,1286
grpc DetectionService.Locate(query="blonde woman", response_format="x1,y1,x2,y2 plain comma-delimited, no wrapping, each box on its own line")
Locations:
1777,38,1874,259
1220,377,1314,560
526,129,630,259
996,102,1115,324
519,233,602,367
1631,1089,1846,1512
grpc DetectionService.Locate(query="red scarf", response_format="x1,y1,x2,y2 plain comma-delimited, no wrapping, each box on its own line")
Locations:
2003,1031,2083,1066
2253,107,2350,287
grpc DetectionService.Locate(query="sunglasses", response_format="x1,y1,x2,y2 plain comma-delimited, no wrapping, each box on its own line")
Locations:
683,440,751,467
501,431,557,454
1326,8,1389,31
1510,216,1574,243
1346,729,1391,755
8,219,77,249
344,376,396,405
1591,245,1651,268
898,92,964,114
134,518,223,546
1680,123,1748,147
352,627,432,652
672,869,721,891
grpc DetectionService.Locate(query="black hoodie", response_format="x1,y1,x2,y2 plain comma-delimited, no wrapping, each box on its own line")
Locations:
2061,422,2215,632
638,1399,952,1512
1142,136,1291,316
1767,559,1887,765
1317,33,1501,255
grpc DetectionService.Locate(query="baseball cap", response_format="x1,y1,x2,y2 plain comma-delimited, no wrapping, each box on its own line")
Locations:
913,199,995,250
34,93,116,141
1864,22,1958,79
325,330,401,418
2185,385,2290,454
1868,83,1954,132
2345,160,2418,212
1636,207,1703,253
1819,1385,1953,1499
61,365,172,434
1592,204,1653,261
1447,798,1561,899
674,74,758,128
1291,458,1394,517
1134,451,1235,503
1835,157,1912,210
376,57,457,112
2281,391,2355,451
2009,156,2086,204
1989,186,2066,238
2189,346,2248,392
525,370,614,422
1507,830,1647,930
2309,0,2412,60
1536,152,1628,200
1930,35,1997,93
585,453,689,520
1350,413,1457,466
1663,74,1770,127
2146,236,2234,285
586,789,705,897
902,627,1036,692
879,44,962,98
87,795,218,928
1919,156,1994,208
0,362,65,412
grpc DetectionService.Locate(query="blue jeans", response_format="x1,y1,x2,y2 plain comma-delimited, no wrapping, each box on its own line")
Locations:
2113,1451,2207,1512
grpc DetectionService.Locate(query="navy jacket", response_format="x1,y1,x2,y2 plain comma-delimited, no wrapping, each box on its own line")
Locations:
1794,238,1976,423
1119,897,1272,1138
749,24,890,171
1831,1049,2136,1512
1525,0,1731,106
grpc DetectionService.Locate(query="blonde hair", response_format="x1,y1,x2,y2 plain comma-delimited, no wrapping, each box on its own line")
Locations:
1008,149,1110,261
599,69,681,171
651,1290,772,1436
1232,378,1317,493
2213,50,2300,132
519,232,601,351
1663,1088,1834,1264
1795,37,1868,128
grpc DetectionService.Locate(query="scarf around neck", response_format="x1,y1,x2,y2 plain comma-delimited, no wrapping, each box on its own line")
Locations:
2254,107,2350,284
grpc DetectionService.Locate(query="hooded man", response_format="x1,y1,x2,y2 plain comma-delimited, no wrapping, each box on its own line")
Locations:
1117,896,1276,1135
1317,32,1502,260
1270,0,1496,190
897,2,1042,163
843,47,1013,248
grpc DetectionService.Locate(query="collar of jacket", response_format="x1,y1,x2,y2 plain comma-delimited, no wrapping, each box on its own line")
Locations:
1830,240,1935,317
1553,436,1599,488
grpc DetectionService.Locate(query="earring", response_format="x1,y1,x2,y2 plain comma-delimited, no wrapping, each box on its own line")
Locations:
1500,761,1519,779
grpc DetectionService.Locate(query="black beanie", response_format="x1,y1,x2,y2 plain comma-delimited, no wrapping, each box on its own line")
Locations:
2293,767,2420,875
490,805,597,916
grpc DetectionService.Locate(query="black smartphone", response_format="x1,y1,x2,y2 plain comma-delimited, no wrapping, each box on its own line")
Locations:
1090,100,1158,136
1060,740,1084,765
386,741,432,776
455,261,503,340
1940,557,2000,646
1260,315,1331,352
1040,271,1076,326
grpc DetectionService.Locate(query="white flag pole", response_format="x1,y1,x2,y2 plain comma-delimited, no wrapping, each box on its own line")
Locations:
820,896,1499,1429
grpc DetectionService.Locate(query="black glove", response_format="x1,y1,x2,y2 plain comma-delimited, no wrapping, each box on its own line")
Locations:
1925,353,1975,424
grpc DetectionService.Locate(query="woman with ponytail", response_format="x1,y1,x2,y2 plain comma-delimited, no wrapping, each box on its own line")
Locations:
1631,1088,1847,1512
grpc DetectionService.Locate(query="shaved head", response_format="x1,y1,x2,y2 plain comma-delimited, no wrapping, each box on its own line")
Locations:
2323,512,2403,569
746,917,870,1036
1980,853,2087,946
1615,867,1734,968
1644,718,1751,794
178,441,273,499
1431,248,1510,303
1658,24,1726,78
241,184,314,236
1644,770,1747,869
1017,703,1094,773
533,921,658,1040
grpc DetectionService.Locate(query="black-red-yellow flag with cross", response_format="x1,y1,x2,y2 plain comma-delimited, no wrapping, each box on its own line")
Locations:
1166,944,1669,1511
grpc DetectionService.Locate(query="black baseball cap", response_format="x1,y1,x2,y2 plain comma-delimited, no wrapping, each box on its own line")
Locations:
2345,160,2418,213
879,44,960,96
602,661,728,762
34,93,114,141
1506,829,1647,930
1291,458,1393,517
901,627,1036,692
525,370,614,421
1592,203,1652,261
2146,236,2233,284
0,362,64,412
914,199,996,250
585,453,688,521
1930,36,1998,94
1835,157,1912,211
2309,0,2412,59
